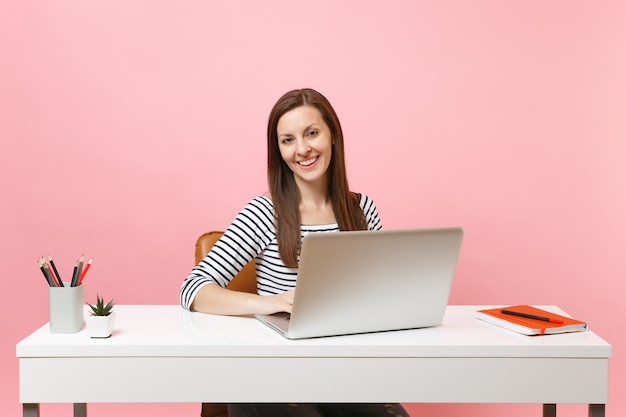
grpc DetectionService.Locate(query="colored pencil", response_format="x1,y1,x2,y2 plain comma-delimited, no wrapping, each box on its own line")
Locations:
38,258,54,287
47,255,64,287
41,259,57,287
77,258,92,286
70,260,80,287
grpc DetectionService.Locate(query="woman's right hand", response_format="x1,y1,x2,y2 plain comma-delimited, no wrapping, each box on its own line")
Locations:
255,290,295,315
191,284,294,316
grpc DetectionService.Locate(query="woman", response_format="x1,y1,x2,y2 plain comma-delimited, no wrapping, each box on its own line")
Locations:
180,88,409,417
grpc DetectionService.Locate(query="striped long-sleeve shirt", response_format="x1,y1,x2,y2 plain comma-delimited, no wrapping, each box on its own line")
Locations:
180,194,382,310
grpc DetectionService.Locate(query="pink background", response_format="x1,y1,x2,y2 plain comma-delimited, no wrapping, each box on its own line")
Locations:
1,1,624,416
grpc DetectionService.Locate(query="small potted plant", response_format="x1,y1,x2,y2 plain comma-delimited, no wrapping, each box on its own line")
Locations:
86,295,115,338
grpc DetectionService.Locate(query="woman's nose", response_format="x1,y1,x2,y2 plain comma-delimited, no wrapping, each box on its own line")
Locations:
296,139,311,154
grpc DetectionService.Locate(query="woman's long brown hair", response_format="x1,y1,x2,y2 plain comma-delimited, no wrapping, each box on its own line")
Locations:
267,88,367,267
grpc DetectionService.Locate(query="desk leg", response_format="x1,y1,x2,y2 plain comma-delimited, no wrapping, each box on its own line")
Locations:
543,404,556,417
589,404,605,417
23,404,39,417
74,403,87,417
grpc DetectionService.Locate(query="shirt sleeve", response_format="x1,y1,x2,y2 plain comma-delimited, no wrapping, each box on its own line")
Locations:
359,193,383,231
179,197,275,310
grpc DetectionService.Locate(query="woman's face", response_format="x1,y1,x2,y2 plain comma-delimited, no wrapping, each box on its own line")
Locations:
277,105,333,188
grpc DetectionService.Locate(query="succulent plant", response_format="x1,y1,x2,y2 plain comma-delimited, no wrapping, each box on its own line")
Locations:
87,295,115,316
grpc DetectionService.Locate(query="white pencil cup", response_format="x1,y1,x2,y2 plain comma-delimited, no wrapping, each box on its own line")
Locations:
48,283,84,334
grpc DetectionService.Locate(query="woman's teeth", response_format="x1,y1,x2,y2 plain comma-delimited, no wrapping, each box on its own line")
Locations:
299,157,317,166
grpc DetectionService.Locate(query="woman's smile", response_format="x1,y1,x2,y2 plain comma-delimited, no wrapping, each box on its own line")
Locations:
298,156,319,167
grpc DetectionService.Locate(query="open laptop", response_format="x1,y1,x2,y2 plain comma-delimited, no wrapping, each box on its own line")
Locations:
255,227,464,339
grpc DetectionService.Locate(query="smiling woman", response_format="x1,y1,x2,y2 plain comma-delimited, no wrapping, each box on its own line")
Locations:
267,88,370,267
277,105,336,224
181,88,378,313
179,88,406,417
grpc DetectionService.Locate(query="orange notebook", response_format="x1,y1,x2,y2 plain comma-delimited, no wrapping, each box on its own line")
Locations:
475,305,588,336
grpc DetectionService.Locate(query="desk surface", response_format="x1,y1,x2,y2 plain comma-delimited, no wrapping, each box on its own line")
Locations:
17,305,611,358
17,305,612,406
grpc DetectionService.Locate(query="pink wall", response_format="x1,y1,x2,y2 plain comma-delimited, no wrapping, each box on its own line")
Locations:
2,1,624,416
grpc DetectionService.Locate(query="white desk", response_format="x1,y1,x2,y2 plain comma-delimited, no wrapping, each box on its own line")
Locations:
16,305,611,417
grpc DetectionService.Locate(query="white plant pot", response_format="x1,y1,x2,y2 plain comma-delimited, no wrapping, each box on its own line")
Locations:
86,312,116,338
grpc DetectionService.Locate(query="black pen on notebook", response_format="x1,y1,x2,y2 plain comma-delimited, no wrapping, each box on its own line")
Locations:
501,309,564,324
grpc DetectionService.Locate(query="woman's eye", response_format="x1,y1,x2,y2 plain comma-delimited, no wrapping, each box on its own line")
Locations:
307,130,318,137
281,137,294,144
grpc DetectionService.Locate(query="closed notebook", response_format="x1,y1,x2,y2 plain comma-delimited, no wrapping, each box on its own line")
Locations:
475,305,588,336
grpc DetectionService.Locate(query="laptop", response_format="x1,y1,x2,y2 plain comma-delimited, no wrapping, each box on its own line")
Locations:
255,227,464,339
